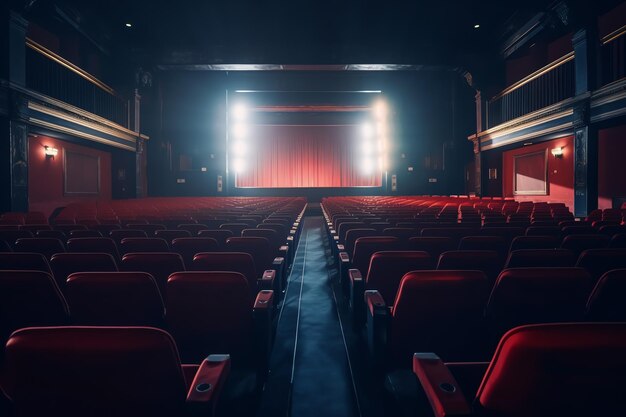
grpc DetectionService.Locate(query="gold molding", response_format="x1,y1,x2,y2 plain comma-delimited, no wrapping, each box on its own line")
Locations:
28,101,136,143
28,117,136,151
602,24,626,44
481,122,573,151
26,38,118,97
479,103,575,139
491,52,574,100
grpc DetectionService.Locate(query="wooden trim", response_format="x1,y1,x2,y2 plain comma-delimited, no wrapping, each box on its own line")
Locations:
26,38,118,97
602,24,626,44
491,52,574,100
513,149,548,196
481,122,573,151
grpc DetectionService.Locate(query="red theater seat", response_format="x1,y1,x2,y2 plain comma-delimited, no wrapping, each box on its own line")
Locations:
0,252,51,274
155,229,192,244
3,326,230,417
225,237,285,292
126,223,167,236
504,248,577,268
344,228,378,257
366,270,489,368
68,230,102,238
120,237,170,254
437,250,503,283
508,235,560,251
458,236,507,257
610,233,626,248
412,323,626,417
65,272,165,326
171,237,220,268
121,252,185,297
49,252,118,289
406,236,456,259
560,234,610,257
586,269,626,321
109,229,148,245
178,224,209,236
197,229,234,250
192,252,273,296
575,248,626,284
219,223,249,237
66,237,121,261
14,237,65,260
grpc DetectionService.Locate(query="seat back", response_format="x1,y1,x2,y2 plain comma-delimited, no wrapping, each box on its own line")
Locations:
109,229,148,245
192,252,258,296
610,233,626,248
197,229,234,249
154,229,192,244
66,272,164,326
586,269,626,321
121,253,185,297
225,237,273,277
345,228,378,256
486,268,592,338
219,223,249,237
120,237,170,255
437,250,503,283
575,249,626,284
390,270,489,363
407,237,456,260
352,237,399,275
66,237,121,262
171,237,220,268
14,238,65,260
242,228,281,250
49,253,118,289
509,235,559,251
476,323,626,416
4,326,187,417
0,252,51,273
560,234,610,257
365,251,433,303
166,272,253,363
458,236,507,257
381,228,418,242
0,230,33,249
504,249,576,268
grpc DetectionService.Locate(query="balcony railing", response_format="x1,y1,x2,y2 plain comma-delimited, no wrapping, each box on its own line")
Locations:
486,52,575,128
601,25,626,86
25,39,128,127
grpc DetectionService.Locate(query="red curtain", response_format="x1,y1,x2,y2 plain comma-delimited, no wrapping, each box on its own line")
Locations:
236,125,382,188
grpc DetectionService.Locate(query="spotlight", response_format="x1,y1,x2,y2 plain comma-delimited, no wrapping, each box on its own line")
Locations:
231,123,247,139
232,158,246,173
232,103,248,121
378,156,386,171
232,140,247,155
362,141,374,155
378,138,387,152
125,23,132,28
373,100,388,120
377,122,388,137
362,158,374,174
474,24,480,29
361,122,373,138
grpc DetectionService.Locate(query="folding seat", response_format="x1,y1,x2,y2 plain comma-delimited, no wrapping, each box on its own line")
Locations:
485,268,592,342
14,237,65,260
194,219,227,229
406,236,457,260
575,248,626,284
0,241,11,252
68,229,102,238
0,270,69,360
421,228,479,248
586,269,626,321
192,252,274,297
66,237,121,262
219,223,248,237
598,224,626,236
349,251,432,328
161,216,195,230
242,228,289,262
109,229,148,245
339,236,399,289
0,213,24,225
166,272,273,384
509,235,559,251
92,223,121,236
35,229,67,240
366,270,489,368
53,224,87,234
233,218,258,228
19,224,51,233
369,222,392,233
382,227,418,242
120,237,170,254
171,237,219,268
478,226,524,245
156,229,192,245
561,225,595,236
177,223,209,236
197,229,233,249
3,326,231,417
437,250,503,283
0,252,51,274
560,234,610,257
126,223,167,236
458,236,507,258
0,230,33,249
24,211,47,224
504,248,576,268
410,323,626,417
121,252,185,296
343,228,378,258
49,252,118,289
66,272,165,326
610,233,626,248
225,237,285,292
525,225,561,237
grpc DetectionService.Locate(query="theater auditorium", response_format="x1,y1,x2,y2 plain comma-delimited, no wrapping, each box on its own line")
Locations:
2,0,626,416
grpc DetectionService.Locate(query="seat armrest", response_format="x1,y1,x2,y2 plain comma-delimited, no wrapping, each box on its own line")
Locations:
278,245,289,264
186,354,231,415
336,244,345,252
349,269,365,329
365,290,389,370
412,353,472,417
253,290,274,384
272,256,285,293
259,269,275,291
338,251,351,287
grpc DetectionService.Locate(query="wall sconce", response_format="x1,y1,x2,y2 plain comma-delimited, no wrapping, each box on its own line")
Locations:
44,146,58,159
551,147,564,158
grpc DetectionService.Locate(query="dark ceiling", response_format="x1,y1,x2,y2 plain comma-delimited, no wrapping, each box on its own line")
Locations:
11,0,624,70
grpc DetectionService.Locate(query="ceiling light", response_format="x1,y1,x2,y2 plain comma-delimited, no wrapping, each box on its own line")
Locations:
125,23,132,28
474,24,480,29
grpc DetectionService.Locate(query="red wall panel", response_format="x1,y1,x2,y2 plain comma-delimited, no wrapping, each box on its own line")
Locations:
502,136,574,209
28,135,112,216
598,125,626,209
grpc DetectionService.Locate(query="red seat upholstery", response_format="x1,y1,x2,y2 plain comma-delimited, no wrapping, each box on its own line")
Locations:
49,253,118,289
344,228,378,256
66,237,121,262
66,272,165,326
0,252,51,274
155,229,192,244
109,229,148,245
192,252,263,296
121,252,185,297
197,230,234,250
219,223,249,237
610,233,626,248
413,323,626,417
437,250,503,283
486,268,592,340
406,237,456,259
560,234,610,257
576,249,626,283
126,223,167,236
68,230,102,238
0,270,69,353
14,238,65,260
178,224,210,235
586,269,626,321
225,237,275,279
458,236,507,256
504,249,576,268
171,238,220,269
351,236,399,277
365,251,433,302
525,226,561,237
120,237,170,254
381,228,418,241
3,326,230,417
509,235,560,251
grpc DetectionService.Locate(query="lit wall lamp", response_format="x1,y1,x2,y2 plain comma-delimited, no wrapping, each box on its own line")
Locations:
551,147,564,158
44,146,58,159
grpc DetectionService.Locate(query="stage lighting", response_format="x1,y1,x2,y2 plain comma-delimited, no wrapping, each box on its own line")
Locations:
378,156,386,171
362,140,374,155
231,123,247,139
361,122,373,138
232,103,247,120
378,138,387,152
233,158,246,173
232,140,247,155
362,158,375,174
377,121,388,137
373,100,387,120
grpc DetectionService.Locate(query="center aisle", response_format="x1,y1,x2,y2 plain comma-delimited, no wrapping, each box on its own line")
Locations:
257,216,360,417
